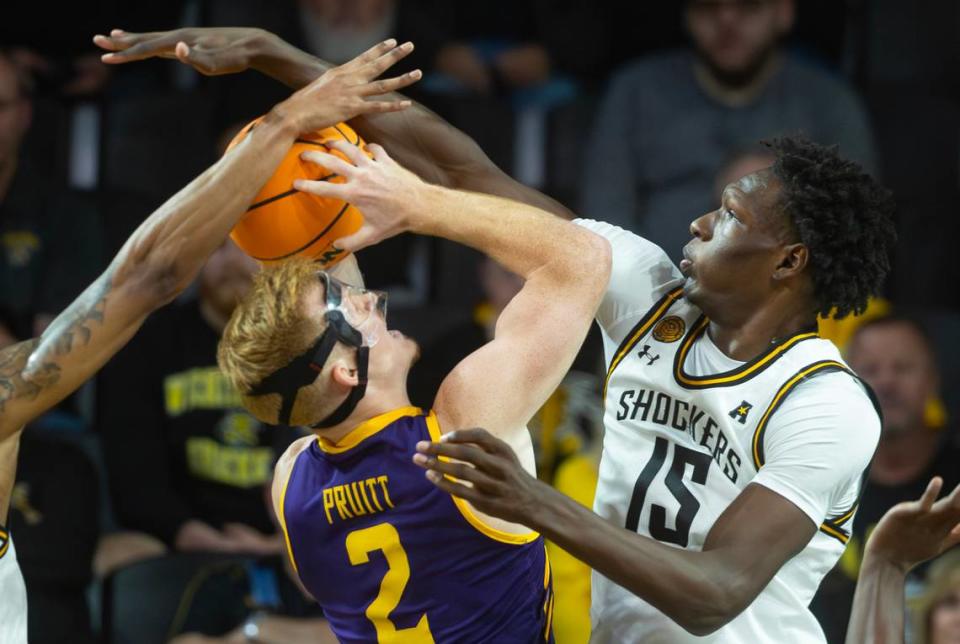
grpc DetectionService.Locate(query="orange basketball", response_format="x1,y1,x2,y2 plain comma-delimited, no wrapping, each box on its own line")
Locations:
226,119,366,265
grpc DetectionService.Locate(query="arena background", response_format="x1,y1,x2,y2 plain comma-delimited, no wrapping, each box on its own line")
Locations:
0,1,957,642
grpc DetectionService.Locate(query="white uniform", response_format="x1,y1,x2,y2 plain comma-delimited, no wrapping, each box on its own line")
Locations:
576,220,880,644
0,525,28,644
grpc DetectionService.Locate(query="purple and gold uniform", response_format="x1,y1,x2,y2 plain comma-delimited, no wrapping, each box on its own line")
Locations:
278,406,554,643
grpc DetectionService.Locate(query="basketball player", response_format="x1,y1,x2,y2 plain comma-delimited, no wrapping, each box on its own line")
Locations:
211,137,609,640
96,27,897,642
0,40,419,644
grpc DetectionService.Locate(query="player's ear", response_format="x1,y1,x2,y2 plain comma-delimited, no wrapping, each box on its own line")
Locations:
330,360,360,388
772,243,808,281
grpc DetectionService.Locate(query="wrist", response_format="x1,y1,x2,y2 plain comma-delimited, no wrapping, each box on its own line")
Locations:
861,549,910,578
403,183,445,234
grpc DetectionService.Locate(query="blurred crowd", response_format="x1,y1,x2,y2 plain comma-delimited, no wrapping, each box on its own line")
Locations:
0,0,958,642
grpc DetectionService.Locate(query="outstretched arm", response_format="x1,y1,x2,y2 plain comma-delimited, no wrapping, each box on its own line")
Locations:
94,27,574,219
0,40,418,439
295,142,609,451
845,477,960,644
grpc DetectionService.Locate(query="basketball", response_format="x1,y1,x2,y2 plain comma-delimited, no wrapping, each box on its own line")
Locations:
225,119,366,266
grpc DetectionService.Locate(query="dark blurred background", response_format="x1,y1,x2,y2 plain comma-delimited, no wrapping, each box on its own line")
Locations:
0,1,957,642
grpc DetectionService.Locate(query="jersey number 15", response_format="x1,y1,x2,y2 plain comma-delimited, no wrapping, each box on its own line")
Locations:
626,436,710,547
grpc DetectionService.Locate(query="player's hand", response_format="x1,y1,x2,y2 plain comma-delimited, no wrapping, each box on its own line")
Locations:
272,40,421,134
864,477,960,573
94,27,268,75
295,139,427,252
412,428,546,526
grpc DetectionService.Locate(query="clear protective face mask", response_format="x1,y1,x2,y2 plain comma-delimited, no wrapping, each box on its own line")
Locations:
317,271,388,347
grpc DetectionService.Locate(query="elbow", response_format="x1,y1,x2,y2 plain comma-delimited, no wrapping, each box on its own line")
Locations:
578,230,613,292
671,573,754,636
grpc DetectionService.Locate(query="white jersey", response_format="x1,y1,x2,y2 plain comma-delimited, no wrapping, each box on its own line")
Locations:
576,220,880,644
0,526,28,644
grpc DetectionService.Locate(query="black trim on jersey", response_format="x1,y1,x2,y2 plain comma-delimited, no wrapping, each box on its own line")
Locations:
0,523,8,559
751,360,849,470
603,286,684,399
673,317,820,390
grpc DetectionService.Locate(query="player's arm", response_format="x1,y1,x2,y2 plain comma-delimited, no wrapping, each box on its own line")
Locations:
414,382,879,635
845,477,960,644
295,142,610,447
0,42,419,440
417,440,814,635
94,27,574,219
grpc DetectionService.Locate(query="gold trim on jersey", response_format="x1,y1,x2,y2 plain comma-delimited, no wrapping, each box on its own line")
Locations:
277,465,299,574
674,317,820,389
751,360,848,470
603,287,685,400
0,525,8,560
819,522,851,544
316,406,423,454
425,411,540,545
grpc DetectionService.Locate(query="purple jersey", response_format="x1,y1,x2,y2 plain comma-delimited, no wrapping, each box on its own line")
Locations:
278,407,554,643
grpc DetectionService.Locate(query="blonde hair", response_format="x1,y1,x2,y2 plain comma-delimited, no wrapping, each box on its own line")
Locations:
217,258,347,425
910,550,960,643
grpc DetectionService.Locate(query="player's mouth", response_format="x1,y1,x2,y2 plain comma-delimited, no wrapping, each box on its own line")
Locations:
680,246,694,275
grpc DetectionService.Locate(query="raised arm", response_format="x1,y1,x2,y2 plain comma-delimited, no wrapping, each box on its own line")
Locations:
845,478,960,644
0,41,419,439
94,27,574,219
294,141,609,449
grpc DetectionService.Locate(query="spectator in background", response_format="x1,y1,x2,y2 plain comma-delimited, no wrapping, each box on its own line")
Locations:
912,551,960,644
0,50,103,338
581,0,877,262
97,240,302,554
812,316,960,641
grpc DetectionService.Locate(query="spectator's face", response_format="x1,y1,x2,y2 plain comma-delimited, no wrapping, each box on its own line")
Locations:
930,589,960,644
199,240,260,322
0,58,31,165
847,323,938,434
686,0,794,79
682,170,801,317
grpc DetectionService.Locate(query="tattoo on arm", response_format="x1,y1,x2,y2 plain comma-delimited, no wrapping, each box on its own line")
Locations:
0,275,113,415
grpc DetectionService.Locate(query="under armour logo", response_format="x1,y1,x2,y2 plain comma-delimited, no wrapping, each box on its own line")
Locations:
637,345,660,366
728,401,753,424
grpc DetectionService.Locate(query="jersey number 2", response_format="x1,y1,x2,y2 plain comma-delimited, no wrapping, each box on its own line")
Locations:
625,436,710,547
346,523,435,643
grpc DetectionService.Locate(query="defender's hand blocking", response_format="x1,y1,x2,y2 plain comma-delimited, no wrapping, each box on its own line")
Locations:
412,428,547,527
865,477,960,573
272,41,420,134
295,140,428,252
95,27,268,75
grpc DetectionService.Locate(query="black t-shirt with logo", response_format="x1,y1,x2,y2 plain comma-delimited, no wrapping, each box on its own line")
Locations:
97,297,302,544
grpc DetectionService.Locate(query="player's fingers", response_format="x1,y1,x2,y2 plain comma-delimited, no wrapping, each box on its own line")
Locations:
440,428,514,458
425,469,486,504
364,143,392,163
346,38,398,68
415,441,500,472
331,225,382,254
301,150,355,177
359,70,422,97
293,177,350,201
326,139,371,167
357,98,414,116
415,455,491,487
920,477,944,511
100,35,180,63
367,41,415,78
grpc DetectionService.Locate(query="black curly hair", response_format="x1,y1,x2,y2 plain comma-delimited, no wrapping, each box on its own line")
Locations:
763,136,897,319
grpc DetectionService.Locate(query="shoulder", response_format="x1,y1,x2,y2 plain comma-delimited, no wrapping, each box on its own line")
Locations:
272,435,314,498
768,368,881,453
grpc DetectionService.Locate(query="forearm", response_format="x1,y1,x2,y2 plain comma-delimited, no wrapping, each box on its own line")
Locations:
529,482,741,635
410,185,603,284
251,33,573,218
112,108,298,301
845,554,906,644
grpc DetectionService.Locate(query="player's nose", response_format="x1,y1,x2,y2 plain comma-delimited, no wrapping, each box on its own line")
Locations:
689,211,713,241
